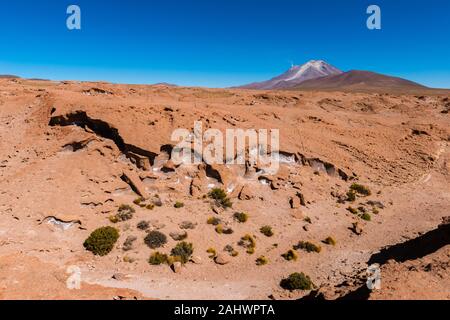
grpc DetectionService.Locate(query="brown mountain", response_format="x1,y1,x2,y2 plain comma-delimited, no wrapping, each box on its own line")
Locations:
294,70,427,91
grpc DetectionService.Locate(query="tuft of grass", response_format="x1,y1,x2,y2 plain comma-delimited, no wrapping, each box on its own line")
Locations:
281,249,298,261
294,241,322,253
208,188,232,208
350,183,371,196
323,237,337,246
115,204,135,222
83,226,119,256
233,212,249,223
206,248,217,259
304,216,312,224
238,234,256,254
148,252,168,265
260,225,274,237
144,231,167,249
280,272,314,291
207,216,221,226
133,197,144,205
346,190,356,202
360,212,372,221
170,241,194,264
146,204,155,210
174,201,184,209
256,256,269,266
347,206,359,215
137,220,150,230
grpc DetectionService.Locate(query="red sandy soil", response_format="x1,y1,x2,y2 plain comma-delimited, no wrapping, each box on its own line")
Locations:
0,78,449,300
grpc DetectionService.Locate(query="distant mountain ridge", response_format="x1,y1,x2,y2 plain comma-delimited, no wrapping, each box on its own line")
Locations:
239,60,342,90
294,70,427,91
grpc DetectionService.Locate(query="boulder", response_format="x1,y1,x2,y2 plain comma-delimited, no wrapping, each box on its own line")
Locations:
214,254,231,265
121,170,149,198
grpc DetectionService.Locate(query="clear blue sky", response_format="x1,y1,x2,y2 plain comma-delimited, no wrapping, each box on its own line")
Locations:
0,0,449,88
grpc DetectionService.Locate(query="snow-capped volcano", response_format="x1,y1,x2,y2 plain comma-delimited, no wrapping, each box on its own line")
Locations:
239,60,343,90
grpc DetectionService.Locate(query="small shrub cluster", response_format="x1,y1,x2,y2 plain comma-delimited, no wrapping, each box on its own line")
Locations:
280,272,314,291
174,201,184,209
224,245,239,257
281,249,298,261
260,225,274,237
115,204,135,222
206,247,217,259
294,241,322,253
207,216,221,226
137,220,150,230
149,252,168,265
144,231,167,249
323,237,337,246
83,226,119,256
233,212,248,223
233,212,249,223
350,183,371,196
170,241,194,264
208,188,232,208
215,224,234,235
238,234,256,254
256,256,269,266
347,207,372,221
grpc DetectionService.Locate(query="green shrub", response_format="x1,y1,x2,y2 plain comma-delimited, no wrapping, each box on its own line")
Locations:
294,241,322,253
323,237,337,246
149,252,168,265
256,256,269,266
137,220,150,230
206,247,217,258
350,183,371,196
347,206,358,215
83,226,119,256
260,225,274,237
215,224,233,235
233,212,249,223
116,204,135,222
144,231,167,249
174,201,184,209
133,197,144,205
238,234,256,254
207,216,221,226
209,188,232,208
346,190,356,202
280,272,314,291
360,213,372,221
170,241,194,264
282,249,298,261
146,204,155,210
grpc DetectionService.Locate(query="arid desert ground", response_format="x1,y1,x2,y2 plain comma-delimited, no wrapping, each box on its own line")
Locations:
0,78,449,300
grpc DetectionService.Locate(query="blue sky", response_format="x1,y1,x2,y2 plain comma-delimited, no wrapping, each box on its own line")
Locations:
0,0,449,88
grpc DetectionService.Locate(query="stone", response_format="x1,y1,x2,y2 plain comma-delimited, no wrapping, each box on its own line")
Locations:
351,222,363,235
238,185,254,200
190,255,202,264
112,273,128,281
121,170,149,198
170,231,188,241
179,221,197,230
214,254,231,265
172,261,183,273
